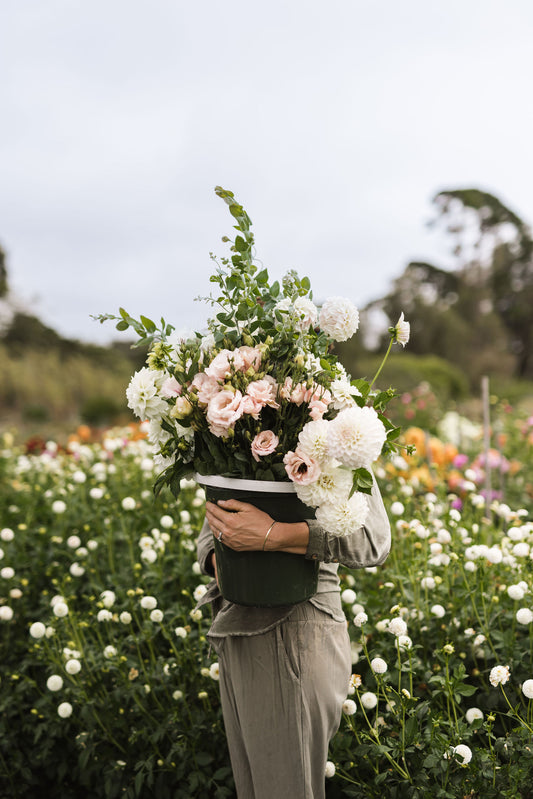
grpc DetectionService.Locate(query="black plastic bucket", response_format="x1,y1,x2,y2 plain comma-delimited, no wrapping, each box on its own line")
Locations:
198,477,319,607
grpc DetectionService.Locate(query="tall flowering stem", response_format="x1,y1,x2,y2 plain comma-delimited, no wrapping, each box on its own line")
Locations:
368,338,394,393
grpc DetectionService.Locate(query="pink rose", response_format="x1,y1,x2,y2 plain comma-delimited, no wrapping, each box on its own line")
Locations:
304,384,331,404
206,389,244,437
283,447,321,485
289,382,307,406
240,394,263,419
205,349,245,381
309,399,329,420
251,430,279,462
238,346,262,372
191,372,221,406
160,376,182,398
306,385,331,420
279,377,294,400
246,378,280,410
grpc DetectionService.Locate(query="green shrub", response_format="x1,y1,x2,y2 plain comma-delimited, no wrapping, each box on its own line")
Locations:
80,396,124,425
338,350,470,402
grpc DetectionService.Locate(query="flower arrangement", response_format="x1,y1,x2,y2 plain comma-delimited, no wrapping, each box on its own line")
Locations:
96,187,410,535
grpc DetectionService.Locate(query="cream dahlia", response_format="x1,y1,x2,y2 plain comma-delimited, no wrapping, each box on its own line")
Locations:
295,464,353,508
297,419,331,465
314,492,369,536
327,406,386,468
319,297,359,342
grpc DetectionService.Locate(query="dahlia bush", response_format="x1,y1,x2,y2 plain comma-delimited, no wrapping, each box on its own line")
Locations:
1,415,533,797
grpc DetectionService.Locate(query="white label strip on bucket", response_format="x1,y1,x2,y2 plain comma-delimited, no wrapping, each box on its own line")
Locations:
194,473,297,493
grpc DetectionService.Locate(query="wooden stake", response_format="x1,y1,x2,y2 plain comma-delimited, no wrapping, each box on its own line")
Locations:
481,375,491,501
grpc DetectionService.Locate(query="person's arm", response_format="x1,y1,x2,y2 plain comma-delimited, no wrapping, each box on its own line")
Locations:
196,517,216,577
204,499,309,554
203,473,391,569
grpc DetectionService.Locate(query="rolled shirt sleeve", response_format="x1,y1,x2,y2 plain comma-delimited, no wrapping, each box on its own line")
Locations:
197,518,216,577
305,476,391,569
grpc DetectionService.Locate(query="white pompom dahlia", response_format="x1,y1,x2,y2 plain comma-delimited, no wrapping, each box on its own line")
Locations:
297,419,331,465
327,406,386,468
295,464,353,508
315,491,369,536
319,297,359,342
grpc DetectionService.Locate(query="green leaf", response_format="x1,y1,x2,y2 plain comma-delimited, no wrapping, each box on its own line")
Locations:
353,378,370,398
386,426,402,441
349,467,373,496
116,320,129,331
195,752,213,767
140,315,156,333
234,235,247,252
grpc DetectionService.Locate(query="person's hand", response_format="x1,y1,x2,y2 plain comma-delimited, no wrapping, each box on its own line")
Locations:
205,499,273,551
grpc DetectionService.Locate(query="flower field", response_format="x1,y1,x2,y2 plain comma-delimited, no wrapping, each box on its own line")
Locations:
1,408,533,799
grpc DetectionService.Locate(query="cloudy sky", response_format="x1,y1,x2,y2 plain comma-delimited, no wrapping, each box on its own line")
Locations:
2,0,532,344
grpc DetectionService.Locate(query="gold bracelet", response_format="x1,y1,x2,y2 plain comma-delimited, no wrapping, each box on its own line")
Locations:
262,521,276,551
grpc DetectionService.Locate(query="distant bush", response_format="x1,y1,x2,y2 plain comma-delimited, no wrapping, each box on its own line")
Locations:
0,344,135,432
336,348,470,402
80,396,124,426
22,404,50,422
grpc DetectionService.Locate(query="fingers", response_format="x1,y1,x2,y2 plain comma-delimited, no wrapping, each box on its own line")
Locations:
204,500,272,551
216,498,247,511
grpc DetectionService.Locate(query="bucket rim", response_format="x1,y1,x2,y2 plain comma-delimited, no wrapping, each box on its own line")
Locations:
194,473,297,494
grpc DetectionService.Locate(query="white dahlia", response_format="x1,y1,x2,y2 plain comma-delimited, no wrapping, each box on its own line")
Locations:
330,378,361,411
319,297,359,342
293,296,318,330
393,312,410,347
315,491,369,536
327,406,386,468
126,368,167,420
296,464,353,508
297,420,331,465
489,664,510,687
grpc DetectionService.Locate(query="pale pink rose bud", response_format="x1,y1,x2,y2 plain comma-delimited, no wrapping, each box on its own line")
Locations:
160,376,182,397
205,349,245,381
283,448,321,485
279,377,294,400
170,396,193,419
240,394,263,419
238,346,262,372
191,373,221,406
309,399,329,420
206,389,244,437
251,430,279,462
246,379,280,410
290,382,308,406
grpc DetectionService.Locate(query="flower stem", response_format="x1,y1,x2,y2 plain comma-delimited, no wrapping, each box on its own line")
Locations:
368,338,393,392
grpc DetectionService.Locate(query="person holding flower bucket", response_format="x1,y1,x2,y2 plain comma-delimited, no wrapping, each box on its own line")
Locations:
101,187,408,797
197,471,391,798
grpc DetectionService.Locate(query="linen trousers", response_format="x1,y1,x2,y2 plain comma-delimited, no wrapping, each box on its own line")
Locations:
209,601,352,799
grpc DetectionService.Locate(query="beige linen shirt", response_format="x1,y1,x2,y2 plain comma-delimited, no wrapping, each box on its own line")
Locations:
196,477,391,637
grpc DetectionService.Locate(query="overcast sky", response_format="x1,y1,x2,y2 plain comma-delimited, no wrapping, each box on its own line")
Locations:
1,0,532,344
